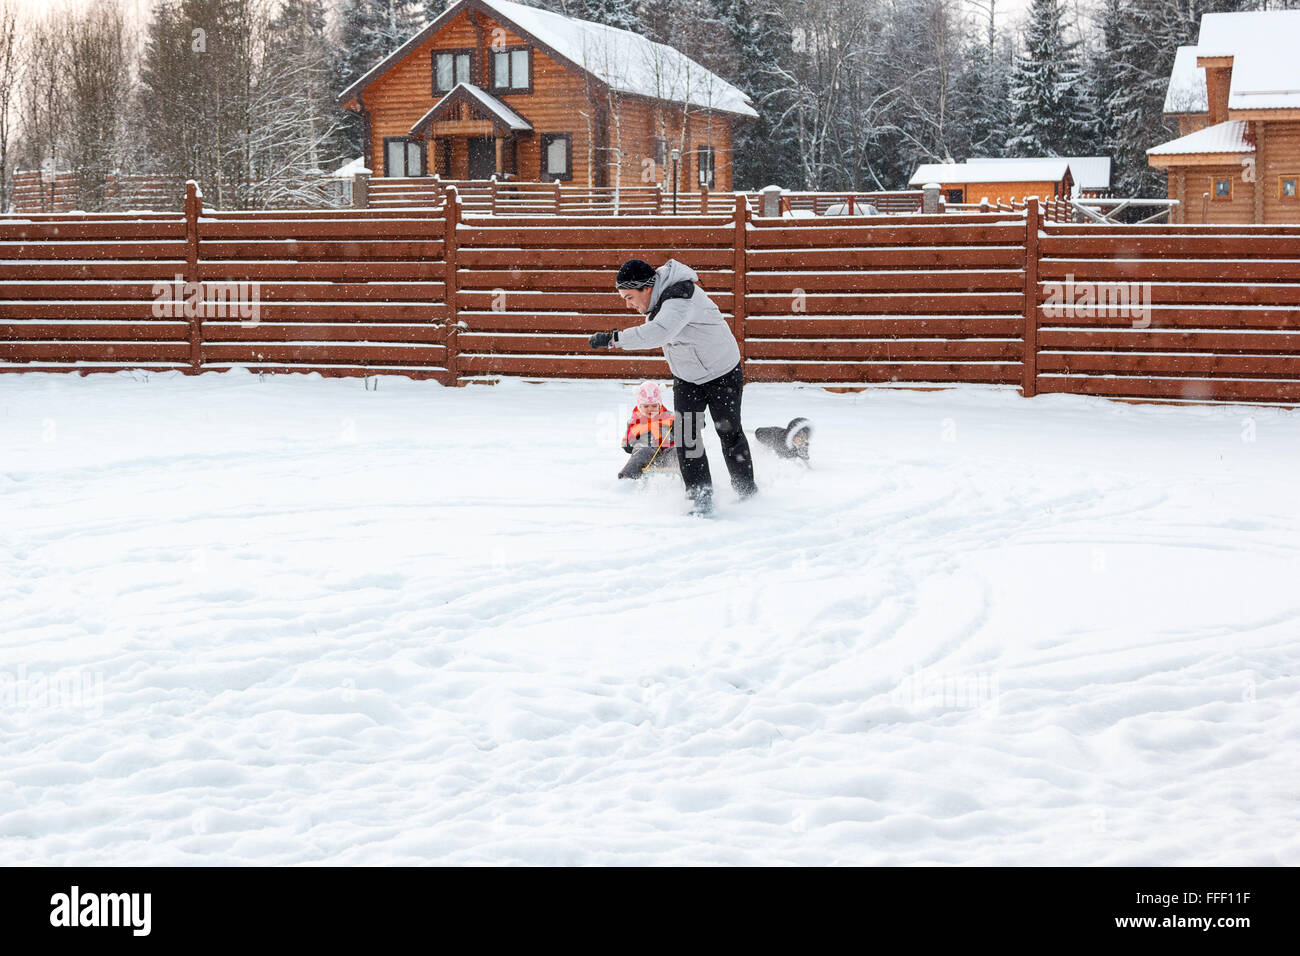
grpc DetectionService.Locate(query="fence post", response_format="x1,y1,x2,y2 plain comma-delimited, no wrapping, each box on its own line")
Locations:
443,186,462,386
733,193,748,366
1022,197,1040,398
654,184,663,213
922,182,940,214
490,175,498,215
184,180,203,373
352,170,369,209
553,179,561,214
701,183,709,214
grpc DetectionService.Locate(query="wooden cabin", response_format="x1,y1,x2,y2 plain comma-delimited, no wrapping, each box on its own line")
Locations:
1149,11,1300,224
337,0,757,190
908,160,1074,205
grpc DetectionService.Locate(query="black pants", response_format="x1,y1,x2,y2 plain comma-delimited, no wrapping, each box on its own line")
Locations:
673,362,756,500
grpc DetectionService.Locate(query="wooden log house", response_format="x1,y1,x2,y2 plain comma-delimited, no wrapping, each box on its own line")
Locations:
337,0,758,190
1148,10,1300,224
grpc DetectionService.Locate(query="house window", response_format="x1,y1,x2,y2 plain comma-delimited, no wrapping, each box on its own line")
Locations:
433,50,473,94
1280,176,1298,200
540,133,572,181
384,137,425,177
492,46,531,92
1212,177,1232,200
696,145,715,188
946,188,964,204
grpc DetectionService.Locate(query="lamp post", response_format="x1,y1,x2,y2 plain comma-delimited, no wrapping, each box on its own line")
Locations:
670,147,680,215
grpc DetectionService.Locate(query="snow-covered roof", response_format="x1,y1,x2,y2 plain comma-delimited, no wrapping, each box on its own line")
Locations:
1147,120,1254,156
971,156,1111,189
909,160,1072,186
338,0,758,119
1164,46,1208,115
411,83,533,134
1164,11,1300,112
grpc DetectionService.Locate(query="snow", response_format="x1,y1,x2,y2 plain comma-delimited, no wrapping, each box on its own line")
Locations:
330,158,371,179
1147,120,1254,157
1174,11,1300,111
480,0,756,118
910,160,1071,186
972,156,1112,192
2,371,1298,865
1164,46,1208,116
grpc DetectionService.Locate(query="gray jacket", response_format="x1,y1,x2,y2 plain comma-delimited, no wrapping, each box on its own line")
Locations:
614,259,741,385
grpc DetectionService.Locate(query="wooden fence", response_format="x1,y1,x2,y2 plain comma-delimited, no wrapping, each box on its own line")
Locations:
4,188,1300,404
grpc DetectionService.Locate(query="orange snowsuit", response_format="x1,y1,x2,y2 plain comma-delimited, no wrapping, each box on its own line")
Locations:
623,405,676,451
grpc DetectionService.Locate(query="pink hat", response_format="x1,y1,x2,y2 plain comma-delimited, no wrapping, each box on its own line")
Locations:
636,381,663,408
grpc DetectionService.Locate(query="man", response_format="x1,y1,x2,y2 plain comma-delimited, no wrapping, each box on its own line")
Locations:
590,258,756,515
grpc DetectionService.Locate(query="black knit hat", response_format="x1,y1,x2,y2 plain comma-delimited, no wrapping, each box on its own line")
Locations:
615,259,657,289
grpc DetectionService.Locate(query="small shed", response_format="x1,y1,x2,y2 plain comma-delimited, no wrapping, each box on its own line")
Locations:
908,160,1074,205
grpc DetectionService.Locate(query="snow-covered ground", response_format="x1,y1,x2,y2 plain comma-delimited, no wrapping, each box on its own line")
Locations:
1,371,1297,865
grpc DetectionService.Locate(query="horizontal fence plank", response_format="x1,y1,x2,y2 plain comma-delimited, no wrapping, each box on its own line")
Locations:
744,316,1024,337
0,321,190,340
198,240,444,259
1036,306,1300,330
1039,258,1300,282
198,218,440,239
749,224,1025,248
201,343,448,364
459,354,671,377
1037,329,1300,353
745,270,1023,292
201,323,448,343
747,293,1021,315
457,248,734,268
1039,236,1300,258
744,361,1021,383
747,247,1025,269
1036,352,1300,378
745,338,1023,361
1036,375,1300,403
0,342,190,362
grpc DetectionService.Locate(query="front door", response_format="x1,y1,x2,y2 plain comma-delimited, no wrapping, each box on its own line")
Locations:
467,137,495,179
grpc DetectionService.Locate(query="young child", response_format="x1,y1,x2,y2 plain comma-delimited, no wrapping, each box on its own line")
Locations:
618,381,678,480
755,417,813,462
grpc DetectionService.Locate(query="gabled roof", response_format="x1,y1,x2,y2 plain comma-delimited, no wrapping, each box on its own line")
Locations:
971,156,1111,190
909,160,1072,186
338,0,758,119
1162,12,1300,113
1164,46,1208,115
410,83,533,136
1147,119,1254,157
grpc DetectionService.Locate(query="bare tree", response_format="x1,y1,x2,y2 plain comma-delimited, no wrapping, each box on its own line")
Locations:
0,0,19,211
64,0,135,210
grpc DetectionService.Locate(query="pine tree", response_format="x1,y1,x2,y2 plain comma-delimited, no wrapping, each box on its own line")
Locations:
1006,0,1095,157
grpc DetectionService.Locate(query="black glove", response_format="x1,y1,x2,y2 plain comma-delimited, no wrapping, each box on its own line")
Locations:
589,331,615,349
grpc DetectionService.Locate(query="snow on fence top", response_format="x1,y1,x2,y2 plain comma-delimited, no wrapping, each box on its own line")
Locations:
1146,120,1254,157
